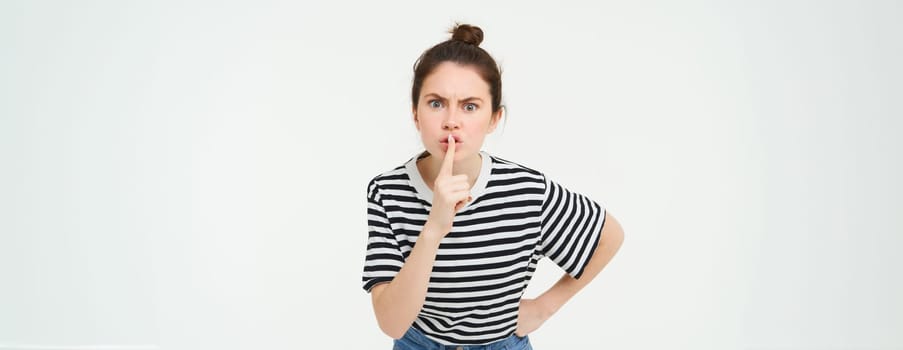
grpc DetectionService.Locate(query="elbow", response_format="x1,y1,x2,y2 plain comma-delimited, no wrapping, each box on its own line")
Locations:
370,283,411,339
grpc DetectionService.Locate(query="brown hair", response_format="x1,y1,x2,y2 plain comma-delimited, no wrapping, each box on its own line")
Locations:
411,23,504,115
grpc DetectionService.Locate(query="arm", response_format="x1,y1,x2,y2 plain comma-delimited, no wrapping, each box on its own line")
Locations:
369,222,445,339
516,211,625,335
370,135,469,339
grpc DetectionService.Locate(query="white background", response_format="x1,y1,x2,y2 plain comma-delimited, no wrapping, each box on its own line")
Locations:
1,0,901,349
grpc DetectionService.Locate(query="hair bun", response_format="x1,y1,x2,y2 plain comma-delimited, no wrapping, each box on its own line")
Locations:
449,23,484,46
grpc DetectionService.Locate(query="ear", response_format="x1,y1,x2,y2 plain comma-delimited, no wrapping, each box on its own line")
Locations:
487,108,503,133
412,107,420,131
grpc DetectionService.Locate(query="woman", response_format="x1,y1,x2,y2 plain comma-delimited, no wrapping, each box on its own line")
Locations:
362,23,625,349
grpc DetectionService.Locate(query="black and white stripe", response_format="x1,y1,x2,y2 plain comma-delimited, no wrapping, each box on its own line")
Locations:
362,151,605,345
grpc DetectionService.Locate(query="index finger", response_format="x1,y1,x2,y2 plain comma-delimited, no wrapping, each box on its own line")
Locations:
439,134,455,177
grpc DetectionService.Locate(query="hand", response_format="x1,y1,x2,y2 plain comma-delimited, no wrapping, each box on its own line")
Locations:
426,134,472,234
515,298,553,337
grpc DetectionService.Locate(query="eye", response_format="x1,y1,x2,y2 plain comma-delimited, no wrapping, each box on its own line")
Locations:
428,100,443,109
464,103,478,112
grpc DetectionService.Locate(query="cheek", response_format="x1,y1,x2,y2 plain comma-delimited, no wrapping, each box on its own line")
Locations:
417,116,442,130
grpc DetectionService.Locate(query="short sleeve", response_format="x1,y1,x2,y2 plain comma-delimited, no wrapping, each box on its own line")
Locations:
361,178,405,293
538,174,607,279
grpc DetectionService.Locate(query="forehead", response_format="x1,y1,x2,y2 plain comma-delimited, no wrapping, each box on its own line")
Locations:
421,61,490,98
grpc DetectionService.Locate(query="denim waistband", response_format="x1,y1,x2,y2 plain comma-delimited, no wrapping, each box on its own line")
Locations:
393,325,531,350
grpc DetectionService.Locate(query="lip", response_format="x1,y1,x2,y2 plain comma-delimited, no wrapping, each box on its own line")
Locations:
439,135,462,143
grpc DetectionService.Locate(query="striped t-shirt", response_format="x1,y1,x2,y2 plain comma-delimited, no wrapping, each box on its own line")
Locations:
362,150,606,345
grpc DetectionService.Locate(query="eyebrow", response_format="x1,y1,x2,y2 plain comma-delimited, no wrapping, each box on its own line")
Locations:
423,93,484,103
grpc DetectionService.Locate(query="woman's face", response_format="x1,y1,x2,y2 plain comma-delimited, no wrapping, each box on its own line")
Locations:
413,61,501,163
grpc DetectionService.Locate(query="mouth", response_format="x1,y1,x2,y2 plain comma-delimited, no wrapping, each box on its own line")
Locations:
439,135,462,143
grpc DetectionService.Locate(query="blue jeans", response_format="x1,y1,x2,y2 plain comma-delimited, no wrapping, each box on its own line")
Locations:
393,326,533,350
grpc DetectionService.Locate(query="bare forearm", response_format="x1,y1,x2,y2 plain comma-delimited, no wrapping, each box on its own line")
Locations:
371,222,444,338
538,213,624,314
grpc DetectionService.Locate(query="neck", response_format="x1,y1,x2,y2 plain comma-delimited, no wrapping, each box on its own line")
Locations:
417,151,482,189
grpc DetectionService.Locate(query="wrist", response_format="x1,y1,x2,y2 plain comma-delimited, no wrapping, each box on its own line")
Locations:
424,218,450,236
420,221,446,244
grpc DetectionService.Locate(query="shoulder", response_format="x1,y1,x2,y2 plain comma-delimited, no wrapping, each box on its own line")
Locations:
490,155,546,187
366,158,414,199
486,152,545,179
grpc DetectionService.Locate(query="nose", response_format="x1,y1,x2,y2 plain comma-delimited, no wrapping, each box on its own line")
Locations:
442,109,461,130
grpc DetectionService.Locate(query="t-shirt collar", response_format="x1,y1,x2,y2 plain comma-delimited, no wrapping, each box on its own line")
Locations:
405,149,491,210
